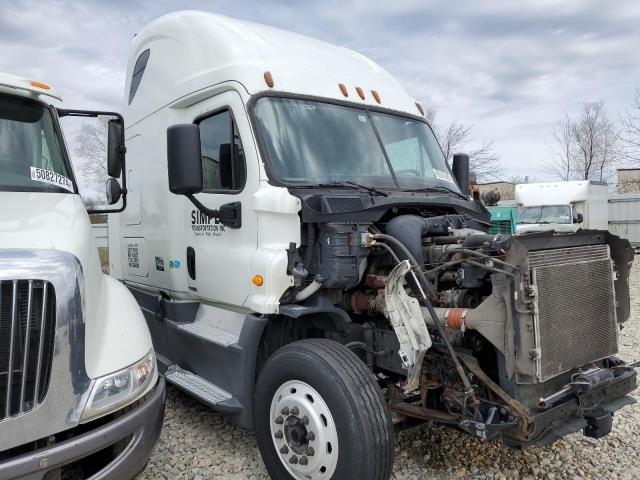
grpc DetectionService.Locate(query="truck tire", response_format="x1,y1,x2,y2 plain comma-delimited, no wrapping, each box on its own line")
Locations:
254,339,394,480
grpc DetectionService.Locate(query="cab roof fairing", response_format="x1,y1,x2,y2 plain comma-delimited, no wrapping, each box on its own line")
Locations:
122,10,423,126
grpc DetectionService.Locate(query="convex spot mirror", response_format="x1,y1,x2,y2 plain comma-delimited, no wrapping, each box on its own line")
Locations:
106,177,122,205
107,120,125,178
575,213,584,224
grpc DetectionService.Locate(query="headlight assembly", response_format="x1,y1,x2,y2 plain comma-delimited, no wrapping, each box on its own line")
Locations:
81,350,156,422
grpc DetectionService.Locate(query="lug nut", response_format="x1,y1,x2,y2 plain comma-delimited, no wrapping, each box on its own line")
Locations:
307,431,315,441
275,416,284,424
299,456,309,466
291,407,299,416
281,407,290,416
306,447,315,456
301,415,309,425
274,430,283,439
289,455,299,464
280,445,289,454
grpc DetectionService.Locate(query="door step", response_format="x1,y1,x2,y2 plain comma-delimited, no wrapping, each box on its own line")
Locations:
177,322,240,346
165,366,242,413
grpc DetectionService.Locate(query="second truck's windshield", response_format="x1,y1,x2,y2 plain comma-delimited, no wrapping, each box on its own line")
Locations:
0,94,74,193
517,205,573,224
253,96,460,193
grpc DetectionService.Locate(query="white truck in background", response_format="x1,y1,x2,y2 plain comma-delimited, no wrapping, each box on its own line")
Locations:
109,11,636,480
0,73,164,479
515,180,609,234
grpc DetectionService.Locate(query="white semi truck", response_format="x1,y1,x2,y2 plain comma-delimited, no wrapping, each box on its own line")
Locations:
0,73,164,479
109,12,637,480
515,180,609,234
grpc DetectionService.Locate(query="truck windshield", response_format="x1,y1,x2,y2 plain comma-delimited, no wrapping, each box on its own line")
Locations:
517,205,572,224
0,94,74,193
253,97,460,193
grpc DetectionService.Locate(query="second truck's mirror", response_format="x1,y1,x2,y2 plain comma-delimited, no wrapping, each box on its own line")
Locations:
575,212,584,224
107,120,125,178
106,177,122,205
167,124,203,195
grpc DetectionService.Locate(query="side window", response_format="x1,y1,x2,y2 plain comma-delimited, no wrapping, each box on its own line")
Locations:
198,110,246,192
128,49,150,105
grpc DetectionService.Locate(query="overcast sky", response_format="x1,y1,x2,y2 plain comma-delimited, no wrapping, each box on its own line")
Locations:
2,0,639,183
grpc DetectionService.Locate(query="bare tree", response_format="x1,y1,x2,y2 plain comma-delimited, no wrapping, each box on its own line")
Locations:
425,107,503,182
546,101,619,182
466,140,502,182
438,120,473,161
507,174,538,184
74,119,108,196
546,113,574,180
619,85,640,163
572,101,618,181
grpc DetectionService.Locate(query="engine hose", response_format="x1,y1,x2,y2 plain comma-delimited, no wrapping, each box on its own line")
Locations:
371,233,438,302
372,234,475,397
294,274,324,302
413,275,476,397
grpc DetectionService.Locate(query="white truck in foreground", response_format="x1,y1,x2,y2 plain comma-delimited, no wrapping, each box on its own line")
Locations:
109,12,636,480
0,73,164,479
515,180,608,234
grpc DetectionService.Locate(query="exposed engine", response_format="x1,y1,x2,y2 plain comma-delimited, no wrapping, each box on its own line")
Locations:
282,200,637,447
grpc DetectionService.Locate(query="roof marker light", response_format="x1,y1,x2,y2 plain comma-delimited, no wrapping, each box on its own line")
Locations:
415,102,425,116
355,87,365,100
338,83,348,97
371,90,381,103
30,81,51,90
264,71,274,88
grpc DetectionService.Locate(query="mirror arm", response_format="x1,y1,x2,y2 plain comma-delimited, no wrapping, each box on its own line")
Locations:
87,188,127,215
57,108,128,215
185,194,241,229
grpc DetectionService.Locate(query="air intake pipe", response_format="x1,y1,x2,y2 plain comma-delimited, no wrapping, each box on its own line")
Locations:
452,153,470,196
385,214,468,266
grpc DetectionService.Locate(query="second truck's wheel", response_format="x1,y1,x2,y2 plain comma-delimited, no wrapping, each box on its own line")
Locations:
254,339,394,480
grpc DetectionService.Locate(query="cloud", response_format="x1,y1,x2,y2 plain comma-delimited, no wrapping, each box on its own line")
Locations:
1,0,638,184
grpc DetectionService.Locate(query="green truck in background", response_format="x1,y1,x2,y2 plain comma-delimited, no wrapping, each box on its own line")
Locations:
480,189,517,235
487,206,517,234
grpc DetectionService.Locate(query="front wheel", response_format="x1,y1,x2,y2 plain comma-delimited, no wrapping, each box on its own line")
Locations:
254,339,394,480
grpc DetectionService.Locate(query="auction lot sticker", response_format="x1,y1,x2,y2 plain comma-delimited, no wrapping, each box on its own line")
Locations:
30,167,74,192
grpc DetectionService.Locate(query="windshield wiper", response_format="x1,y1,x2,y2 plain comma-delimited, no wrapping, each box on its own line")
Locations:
315,181,389,197
406,186,468,200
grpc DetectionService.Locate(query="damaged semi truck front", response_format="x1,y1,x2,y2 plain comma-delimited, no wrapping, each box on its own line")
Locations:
109,11,637,479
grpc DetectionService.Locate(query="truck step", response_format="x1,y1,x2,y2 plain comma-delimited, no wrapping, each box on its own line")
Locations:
177,322,240,346
165,366,241,413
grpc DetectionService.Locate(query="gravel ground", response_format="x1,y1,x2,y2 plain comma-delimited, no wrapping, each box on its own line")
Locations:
138,260,640,480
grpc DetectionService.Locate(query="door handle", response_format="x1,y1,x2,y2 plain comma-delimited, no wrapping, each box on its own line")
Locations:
187,246,196,280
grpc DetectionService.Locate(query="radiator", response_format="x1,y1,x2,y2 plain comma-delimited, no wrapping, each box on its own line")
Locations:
529,244,618,382
0,280,55,421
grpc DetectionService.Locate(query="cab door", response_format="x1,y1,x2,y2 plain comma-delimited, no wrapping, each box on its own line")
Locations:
184,91,257,307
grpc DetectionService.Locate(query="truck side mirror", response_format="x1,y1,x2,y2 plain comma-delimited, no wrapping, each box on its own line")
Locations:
452,153,470,196
166,124,241,229
167,124,203,195
106,177,122,205
107,120,126,178
575,213,584,224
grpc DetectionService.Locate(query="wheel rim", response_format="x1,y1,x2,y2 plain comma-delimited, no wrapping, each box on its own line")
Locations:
269,380,339,479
